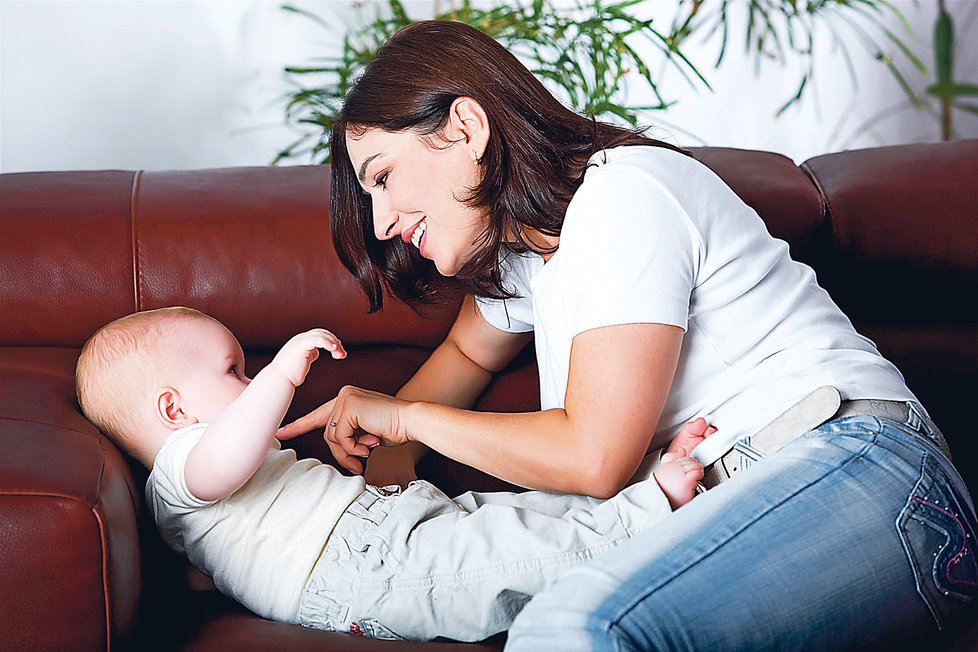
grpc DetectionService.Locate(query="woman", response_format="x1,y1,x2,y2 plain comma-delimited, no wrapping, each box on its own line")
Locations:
278,20,977,649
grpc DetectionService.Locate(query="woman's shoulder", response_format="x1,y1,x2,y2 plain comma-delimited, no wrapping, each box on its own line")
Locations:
587,143,690,165
569,145,741,230
583,145,712,190
566,145,708,230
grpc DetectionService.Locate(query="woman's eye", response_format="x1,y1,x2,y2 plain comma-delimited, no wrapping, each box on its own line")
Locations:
372,171,389,190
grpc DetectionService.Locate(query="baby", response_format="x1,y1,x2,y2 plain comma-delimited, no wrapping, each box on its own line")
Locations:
75,307,711,642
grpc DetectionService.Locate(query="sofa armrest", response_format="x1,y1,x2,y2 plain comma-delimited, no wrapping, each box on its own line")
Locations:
0,348,141,651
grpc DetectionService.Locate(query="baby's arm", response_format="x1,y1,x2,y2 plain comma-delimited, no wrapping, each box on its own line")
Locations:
184,329,346,502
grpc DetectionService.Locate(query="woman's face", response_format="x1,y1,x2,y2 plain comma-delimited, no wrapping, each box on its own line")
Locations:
345,126,487,277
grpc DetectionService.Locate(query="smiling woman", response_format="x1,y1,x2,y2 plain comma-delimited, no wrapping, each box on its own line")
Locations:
276,19,978,651
327,20,685,311
344,116,490,278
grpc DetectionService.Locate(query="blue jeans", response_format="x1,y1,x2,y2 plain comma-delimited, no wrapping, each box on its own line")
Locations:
506,411,978,651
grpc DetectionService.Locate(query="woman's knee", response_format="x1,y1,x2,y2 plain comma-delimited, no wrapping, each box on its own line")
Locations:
506,564,638,651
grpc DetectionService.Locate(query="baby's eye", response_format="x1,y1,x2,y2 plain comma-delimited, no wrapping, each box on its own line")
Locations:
228,365,238,375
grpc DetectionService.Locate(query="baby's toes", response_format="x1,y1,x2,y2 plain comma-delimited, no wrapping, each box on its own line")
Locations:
687,464,705,478
682,459,704,476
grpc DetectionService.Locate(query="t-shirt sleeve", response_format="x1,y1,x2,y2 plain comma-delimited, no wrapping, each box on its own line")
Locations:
561,162,702,337
474,253,536,334
146,424,218,514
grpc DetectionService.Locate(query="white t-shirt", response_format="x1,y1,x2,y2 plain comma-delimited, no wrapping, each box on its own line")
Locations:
476,145,915,464
145,424,366,622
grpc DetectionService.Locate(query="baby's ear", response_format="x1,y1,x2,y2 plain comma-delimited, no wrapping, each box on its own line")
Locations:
155,388,194,430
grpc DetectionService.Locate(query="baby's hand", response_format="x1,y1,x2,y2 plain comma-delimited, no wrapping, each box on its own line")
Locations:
270,328,346,387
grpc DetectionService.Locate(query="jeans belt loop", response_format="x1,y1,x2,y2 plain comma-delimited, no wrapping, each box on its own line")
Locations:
700,387,952,491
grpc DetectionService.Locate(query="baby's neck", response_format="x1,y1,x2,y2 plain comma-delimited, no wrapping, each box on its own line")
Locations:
128,436,162,470
133,422,190,470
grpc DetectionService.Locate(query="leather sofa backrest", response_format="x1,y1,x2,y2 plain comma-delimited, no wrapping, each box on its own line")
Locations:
802,140,978,326
0,166,456,351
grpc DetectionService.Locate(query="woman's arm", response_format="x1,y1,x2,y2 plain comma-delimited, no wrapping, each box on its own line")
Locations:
364,297,531,484
329,322,683,498
278,296,532,478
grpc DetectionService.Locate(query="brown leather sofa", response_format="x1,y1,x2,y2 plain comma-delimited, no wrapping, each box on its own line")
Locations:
2,141,977,651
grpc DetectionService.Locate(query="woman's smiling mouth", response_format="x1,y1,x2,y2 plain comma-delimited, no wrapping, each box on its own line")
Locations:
404,217,428,254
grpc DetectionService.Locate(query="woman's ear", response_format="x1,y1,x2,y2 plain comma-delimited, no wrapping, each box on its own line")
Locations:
155,387,195,430
448,96,490,161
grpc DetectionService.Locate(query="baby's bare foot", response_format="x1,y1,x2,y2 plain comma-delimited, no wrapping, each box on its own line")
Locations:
654,450,705,510
666,417,717,458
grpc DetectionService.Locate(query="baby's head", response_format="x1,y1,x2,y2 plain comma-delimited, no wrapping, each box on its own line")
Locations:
76,307,250,467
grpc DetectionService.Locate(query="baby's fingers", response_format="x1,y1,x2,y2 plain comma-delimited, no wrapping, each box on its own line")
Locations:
306,329,347,359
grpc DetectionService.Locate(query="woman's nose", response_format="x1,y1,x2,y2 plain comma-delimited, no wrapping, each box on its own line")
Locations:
373,205,400,241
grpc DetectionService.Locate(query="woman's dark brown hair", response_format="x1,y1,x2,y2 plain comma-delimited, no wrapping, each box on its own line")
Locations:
330,20,688,312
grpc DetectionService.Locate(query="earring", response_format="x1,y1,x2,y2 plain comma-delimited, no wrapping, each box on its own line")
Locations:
471,151,480,166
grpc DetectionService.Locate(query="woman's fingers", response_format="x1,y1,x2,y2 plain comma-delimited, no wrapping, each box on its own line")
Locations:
326,418,373,457
276,385,385,476
330,445,364,475
359,433,382,449
328,438,376,474
276,411,319,440
322,392,365,473
276,399,335,440
325,428,377,474
321,385,411,475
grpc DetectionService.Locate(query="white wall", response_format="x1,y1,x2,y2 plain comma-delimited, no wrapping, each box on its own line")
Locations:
1,0,975,172
639,0,978,158
1,0,358,172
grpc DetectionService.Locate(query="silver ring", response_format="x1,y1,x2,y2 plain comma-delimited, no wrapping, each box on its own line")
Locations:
329,421,337,427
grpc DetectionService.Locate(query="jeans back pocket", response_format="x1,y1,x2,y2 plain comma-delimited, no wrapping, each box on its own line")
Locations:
896,453,978,629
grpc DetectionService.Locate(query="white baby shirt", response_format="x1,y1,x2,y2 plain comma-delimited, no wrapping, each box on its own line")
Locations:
146,424,366,622
476,145,915,464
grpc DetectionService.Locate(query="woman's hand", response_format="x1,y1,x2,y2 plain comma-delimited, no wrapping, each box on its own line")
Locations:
324,386,413,473
277,386,411,475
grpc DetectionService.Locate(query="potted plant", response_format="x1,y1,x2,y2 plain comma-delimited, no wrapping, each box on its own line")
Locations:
275,0,935,164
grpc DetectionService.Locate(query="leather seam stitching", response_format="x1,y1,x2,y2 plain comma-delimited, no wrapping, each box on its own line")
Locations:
129,170,143,312
799,161,836,246
92,502,112,651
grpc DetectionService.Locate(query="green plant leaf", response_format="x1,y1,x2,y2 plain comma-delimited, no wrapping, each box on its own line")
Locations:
775,71,810,116
882,27,926,74
280,3,334,32
926,82,978,100
276,0,932,164
934,8,953,87
879,51,924,108
952,101,978,116
593,101,640,125
389,0,409,25
872,0,913,35
282,66,334,74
